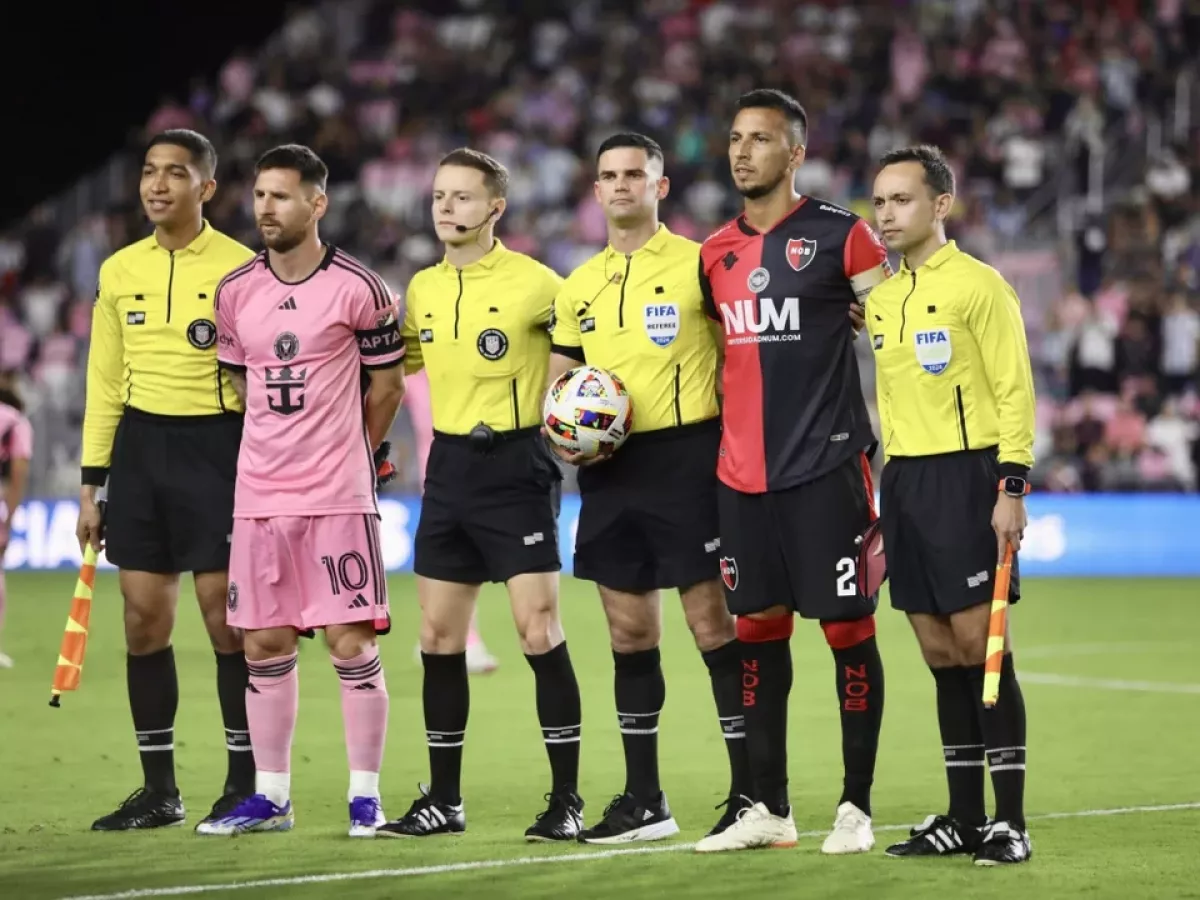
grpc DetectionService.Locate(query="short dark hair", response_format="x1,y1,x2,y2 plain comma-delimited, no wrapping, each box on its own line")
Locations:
596,132,664,167
438,148,509,198
255,144,329,191
146,129,217,179
736,89,808,145
878,144,956,197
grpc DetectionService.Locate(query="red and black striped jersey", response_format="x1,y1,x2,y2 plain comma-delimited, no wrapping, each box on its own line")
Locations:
700,197,892,494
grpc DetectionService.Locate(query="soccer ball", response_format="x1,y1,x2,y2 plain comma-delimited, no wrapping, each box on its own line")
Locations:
543,365,634,458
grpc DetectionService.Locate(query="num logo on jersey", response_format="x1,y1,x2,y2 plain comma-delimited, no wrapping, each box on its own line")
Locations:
264,366,307,415
643,303,679,347
785,238,817,272
720,297,801,345
720,557,739,591
914,328,952,375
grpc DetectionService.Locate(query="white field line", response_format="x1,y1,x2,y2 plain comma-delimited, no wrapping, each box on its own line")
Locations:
1018,642,1188,659
58,802,1200,900
1020,672,1200,694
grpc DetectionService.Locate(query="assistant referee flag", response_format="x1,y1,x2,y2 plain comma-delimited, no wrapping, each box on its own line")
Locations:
82,222,254,485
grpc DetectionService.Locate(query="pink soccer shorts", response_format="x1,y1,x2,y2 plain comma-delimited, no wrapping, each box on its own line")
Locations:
227,514,389,631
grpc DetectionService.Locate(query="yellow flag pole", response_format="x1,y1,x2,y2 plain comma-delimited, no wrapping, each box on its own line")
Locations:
49,543,98,708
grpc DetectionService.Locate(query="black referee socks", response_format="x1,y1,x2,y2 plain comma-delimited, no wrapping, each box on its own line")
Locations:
932,665,987,827
127,647,179,795
701,640,753,800
215,650,255,795
613,647,665,802
421,651,469,805
967,654,1028,830
524,642,582,795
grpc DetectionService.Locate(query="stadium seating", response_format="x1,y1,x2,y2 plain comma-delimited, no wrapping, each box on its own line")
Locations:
0,0,1196,495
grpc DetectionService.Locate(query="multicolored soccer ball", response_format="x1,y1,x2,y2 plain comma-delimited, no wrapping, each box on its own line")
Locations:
543,366,633,457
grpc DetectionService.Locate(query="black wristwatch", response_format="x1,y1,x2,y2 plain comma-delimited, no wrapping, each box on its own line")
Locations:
998,476,1030,498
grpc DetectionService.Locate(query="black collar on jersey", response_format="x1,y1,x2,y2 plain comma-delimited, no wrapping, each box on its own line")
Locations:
736,197,809,237
263,242,337,286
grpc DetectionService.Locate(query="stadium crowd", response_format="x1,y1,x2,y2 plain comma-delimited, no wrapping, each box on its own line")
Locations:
0,0,1197,495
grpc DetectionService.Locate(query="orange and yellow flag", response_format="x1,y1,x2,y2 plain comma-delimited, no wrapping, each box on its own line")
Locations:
49,544,98,707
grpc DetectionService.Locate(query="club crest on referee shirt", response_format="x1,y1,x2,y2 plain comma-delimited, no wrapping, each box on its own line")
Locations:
273,331,300,362
914,328,952,375
644,303,679,347
785,238,817,272
477,328,508,361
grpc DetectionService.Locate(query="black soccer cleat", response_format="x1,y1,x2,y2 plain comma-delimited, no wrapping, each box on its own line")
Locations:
376,787,465,838
194,789,253,833
974,821,1032,866
91,787,186,831
707,793,754,837
525,791,585,842
885,814,983,857
577,791,680,844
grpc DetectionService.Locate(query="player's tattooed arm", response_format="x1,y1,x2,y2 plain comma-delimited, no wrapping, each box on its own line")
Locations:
229,370,247,406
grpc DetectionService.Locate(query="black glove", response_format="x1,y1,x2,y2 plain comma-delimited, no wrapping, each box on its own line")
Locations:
374,441,396,488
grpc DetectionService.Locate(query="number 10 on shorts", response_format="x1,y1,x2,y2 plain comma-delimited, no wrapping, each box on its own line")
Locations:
321,552,371,598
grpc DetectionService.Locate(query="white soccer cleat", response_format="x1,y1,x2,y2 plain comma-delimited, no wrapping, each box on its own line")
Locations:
694,801,797,853
821,802,875,854
0,651,13,669
466,641,499,675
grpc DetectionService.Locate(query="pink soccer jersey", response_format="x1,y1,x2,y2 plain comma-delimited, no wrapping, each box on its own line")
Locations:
215,246,405,518
0,402,32,529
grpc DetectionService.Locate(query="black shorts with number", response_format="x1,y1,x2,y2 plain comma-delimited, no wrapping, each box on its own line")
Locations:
105,407,242,575
574,418,721,594
717,452,876,621
415,428,562,584
881,448,1020,616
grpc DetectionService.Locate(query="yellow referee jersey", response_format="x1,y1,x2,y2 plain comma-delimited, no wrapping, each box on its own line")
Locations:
866,240,1036,473
402,240,560,435
550,225,719,432
82,222,255,482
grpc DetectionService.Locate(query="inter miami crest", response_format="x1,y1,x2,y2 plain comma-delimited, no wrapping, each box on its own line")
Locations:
720,556,739,591
785,238,817,273
274,331,300,362
187,318,217,349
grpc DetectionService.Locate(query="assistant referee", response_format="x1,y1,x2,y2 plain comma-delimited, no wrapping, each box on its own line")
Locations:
78,130,257,833
866,144,1034,867
378,148,584,843
546,132,748,844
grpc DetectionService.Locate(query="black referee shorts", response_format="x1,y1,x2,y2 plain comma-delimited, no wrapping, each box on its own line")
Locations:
574,418,722,595
717,452,877,621
415,428,562,585
105,407,242,575
880,448,1021,616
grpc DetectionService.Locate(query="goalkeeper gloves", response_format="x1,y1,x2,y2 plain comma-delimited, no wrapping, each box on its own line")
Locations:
374,441,397,488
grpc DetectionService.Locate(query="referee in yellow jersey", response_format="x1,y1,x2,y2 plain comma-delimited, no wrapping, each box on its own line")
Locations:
78,130,258,832
866,145,1034,866
378,149,584,843
546,133,749,843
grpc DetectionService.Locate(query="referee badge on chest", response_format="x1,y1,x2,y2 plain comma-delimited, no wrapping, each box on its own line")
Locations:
913,327,952,375
477,328,508,360
643,302,679,347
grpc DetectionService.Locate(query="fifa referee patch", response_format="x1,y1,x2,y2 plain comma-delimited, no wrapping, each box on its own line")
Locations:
187,318,217,349
644,303,679,347
477,328,508,360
